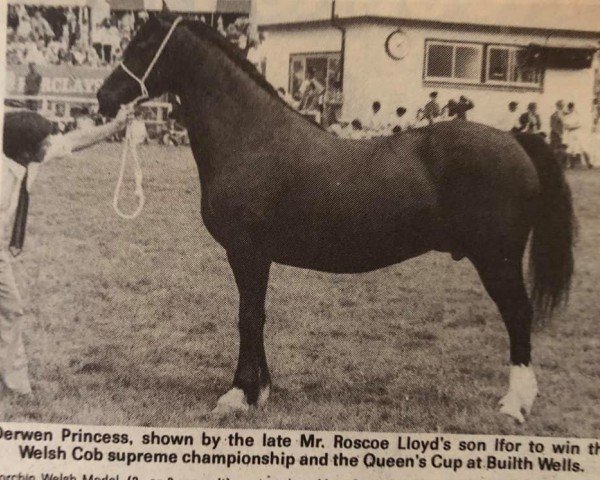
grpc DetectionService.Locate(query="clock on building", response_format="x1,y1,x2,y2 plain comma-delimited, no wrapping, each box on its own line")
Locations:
385,29,409,60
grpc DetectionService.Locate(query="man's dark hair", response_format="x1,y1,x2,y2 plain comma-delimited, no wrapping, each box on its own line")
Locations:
372,101,381,111
3,110,53,161
430,91,438,98
396,107,407,116
351,119,363,130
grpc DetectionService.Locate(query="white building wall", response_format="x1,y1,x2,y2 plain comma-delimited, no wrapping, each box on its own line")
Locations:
342,21,597,130
263,21,597,132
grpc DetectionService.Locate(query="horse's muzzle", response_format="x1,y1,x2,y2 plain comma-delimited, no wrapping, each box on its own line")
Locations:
97,90,120,118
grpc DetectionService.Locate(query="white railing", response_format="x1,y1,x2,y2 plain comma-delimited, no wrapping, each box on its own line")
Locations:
4,94,172,125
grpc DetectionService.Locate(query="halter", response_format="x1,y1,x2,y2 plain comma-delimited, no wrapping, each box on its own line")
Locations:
113,16,182,220
119,16,183,104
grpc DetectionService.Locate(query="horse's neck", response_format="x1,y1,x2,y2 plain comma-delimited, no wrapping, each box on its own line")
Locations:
174,35,301,181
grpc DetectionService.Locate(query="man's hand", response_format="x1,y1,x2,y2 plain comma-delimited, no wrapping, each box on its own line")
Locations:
113,104,135,129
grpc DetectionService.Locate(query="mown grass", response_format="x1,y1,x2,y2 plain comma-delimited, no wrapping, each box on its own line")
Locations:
0,143,598,437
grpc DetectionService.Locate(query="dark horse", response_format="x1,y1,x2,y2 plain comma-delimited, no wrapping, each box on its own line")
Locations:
97,12,574,423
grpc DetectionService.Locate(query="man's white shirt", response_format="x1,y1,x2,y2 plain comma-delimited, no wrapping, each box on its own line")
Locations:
1,134,73,247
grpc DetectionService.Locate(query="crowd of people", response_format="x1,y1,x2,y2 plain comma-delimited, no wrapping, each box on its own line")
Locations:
305,87,597,169
6,5,255,68
496,99,595,168
320,91,476,140
6,5,152,67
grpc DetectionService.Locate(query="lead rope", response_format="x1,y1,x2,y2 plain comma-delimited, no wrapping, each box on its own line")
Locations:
113,110,145,219
111,16,183,220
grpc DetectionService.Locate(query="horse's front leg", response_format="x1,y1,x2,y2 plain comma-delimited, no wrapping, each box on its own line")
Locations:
213,249,271,414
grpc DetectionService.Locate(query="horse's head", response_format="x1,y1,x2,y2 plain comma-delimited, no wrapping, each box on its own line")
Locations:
97,13,181,117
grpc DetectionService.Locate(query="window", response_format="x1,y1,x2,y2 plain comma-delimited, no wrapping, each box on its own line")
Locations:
289,52,341,101
425,41,483,83
424,40,543,89
486,46,542,86
289,52,343,126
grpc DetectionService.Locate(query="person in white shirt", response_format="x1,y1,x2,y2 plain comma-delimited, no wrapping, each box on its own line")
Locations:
365,101,385,133
389,106,409,133
128,110,148,145
563,102,593,168
0,106,131,395
497,101,521,132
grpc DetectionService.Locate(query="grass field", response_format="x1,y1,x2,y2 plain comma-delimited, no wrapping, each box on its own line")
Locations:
0,143,598,437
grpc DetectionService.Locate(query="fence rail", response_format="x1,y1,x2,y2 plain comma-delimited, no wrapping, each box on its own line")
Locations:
4,94,172,126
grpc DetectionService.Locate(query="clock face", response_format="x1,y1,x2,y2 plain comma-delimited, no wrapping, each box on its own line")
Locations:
385,30,409,60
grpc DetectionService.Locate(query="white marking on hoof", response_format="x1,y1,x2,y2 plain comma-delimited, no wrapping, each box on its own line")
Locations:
499,365,538,423
256,385,270,408
212,388,249,415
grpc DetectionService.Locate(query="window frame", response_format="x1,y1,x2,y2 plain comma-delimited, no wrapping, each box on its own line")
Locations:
424,40,484,84
423,39,544,90
288,51,342,100
485,44,543,88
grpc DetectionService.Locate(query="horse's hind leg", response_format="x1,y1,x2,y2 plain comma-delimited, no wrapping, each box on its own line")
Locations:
213,250,271,414
471,254,538,423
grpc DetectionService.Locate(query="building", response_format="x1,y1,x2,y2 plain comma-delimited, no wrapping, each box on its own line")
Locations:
257,0,600,130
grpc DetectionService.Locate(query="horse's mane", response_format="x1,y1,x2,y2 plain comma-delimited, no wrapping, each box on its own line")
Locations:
177,18,326,130
181,20,281,101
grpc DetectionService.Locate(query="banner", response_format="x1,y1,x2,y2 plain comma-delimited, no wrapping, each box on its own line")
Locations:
5,65,112,99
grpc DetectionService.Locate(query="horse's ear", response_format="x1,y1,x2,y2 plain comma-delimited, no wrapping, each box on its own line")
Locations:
162,0,171,12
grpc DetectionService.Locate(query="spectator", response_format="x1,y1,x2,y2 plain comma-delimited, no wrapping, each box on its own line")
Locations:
441,99,458,121
70,39,88,66
366,101,385,132
563,102,592,168
65,8,79,49
413,108,430,128
7,6,19,33
454,95,474,120
217,16,226,36
91,22,103,62
24,62,42,111
28,40,49,66
107,21,121,63
128,109,149,145
137,10,149,29
423,91,441,125
30,9,54,45
390,107,409,133
298,67,324,112
520,102,541,134
16,12,32,41
550,100,565,151
276,87,296,107
120,11,135,39
101,19,113,65
497,101,520,132
349,119,366,139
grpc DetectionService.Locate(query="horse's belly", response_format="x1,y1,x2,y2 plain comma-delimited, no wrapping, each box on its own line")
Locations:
267,222,434,273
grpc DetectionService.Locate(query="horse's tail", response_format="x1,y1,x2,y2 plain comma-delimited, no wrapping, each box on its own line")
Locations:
515,133,575,316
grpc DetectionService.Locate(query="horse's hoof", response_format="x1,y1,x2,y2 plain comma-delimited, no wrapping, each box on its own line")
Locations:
499,393,526,423
212,388,249,415
256,385,270,408
498,365,538,423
